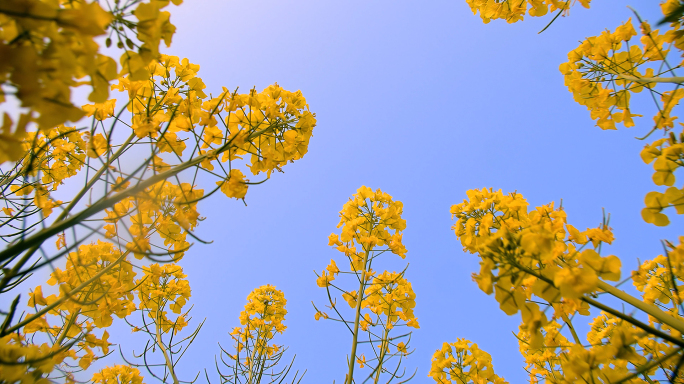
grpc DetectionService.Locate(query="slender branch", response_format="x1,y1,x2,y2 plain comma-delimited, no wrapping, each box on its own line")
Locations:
561,314,582,345
582,295,684,347
373,327,390,384
155,310,180,384
617,74,684,84
346,247,371,384
55,308,81,347
610,347,682,384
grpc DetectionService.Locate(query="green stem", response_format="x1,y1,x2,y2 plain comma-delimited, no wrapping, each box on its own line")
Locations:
247,328,261,384
617,74,684,84
561,313,582,345
55,308,81,347
373,327,390,384
156,310,180,384
345,247,371,384
597,280,684,335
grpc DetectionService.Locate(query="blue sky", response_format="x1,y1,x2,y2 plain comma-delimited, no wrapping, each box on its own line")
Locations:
17,0,684,382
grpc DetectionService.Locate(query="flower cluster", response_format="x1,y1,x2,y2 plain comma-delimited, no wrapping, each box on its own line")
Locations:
555,4,684,229
558,2,684,138
2,124,87,234
231,284,287,351
19,240,132,374
219,285,294,383
429,339,507,383
451,188,619,308
0,0,182,160
449,187,684,382
91,365,144,384
103,180,203,261
516,320,570,383
45,241,136,327
327,186,407,273
363,271,419,330
464,0,589,24
559,18,656,131
632,237,684,314
135,263,191,335
109,54,316,182
450,188,622,353
315,186,417,383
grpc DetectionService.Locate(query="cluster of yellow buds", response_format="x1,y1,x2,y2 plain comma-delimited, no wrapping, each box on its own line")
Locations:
230,285,287,355
429,339,508,383
327,186,407,274
20,241,131,372
136,263,191,335
464,0,588,24
363,271,419,329
315,186,417,382
102,180,203,261
91,365,144,384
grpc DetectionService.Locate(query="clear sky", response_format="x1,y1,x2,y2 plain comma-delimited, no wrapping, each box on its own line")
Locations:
22,0,684,382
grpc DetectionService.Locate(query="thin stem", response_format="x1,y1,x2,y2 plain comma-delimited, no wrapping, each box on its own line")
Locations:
561,314,582,345
346,247,371,384
617,74,684,84
55,308,81,347
155,311,180,384
373,327,390,384
610,347,682,384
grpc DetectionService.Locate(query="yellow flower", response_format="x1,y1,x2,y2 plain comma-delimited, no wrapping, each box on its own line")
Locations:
326,260,340,275
356,354,366,368
316,271,334,287
82,99,116,121
553,267,598,300
217,169,249,199
343,291,358,308
86,133,109,158
92,365,144,384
